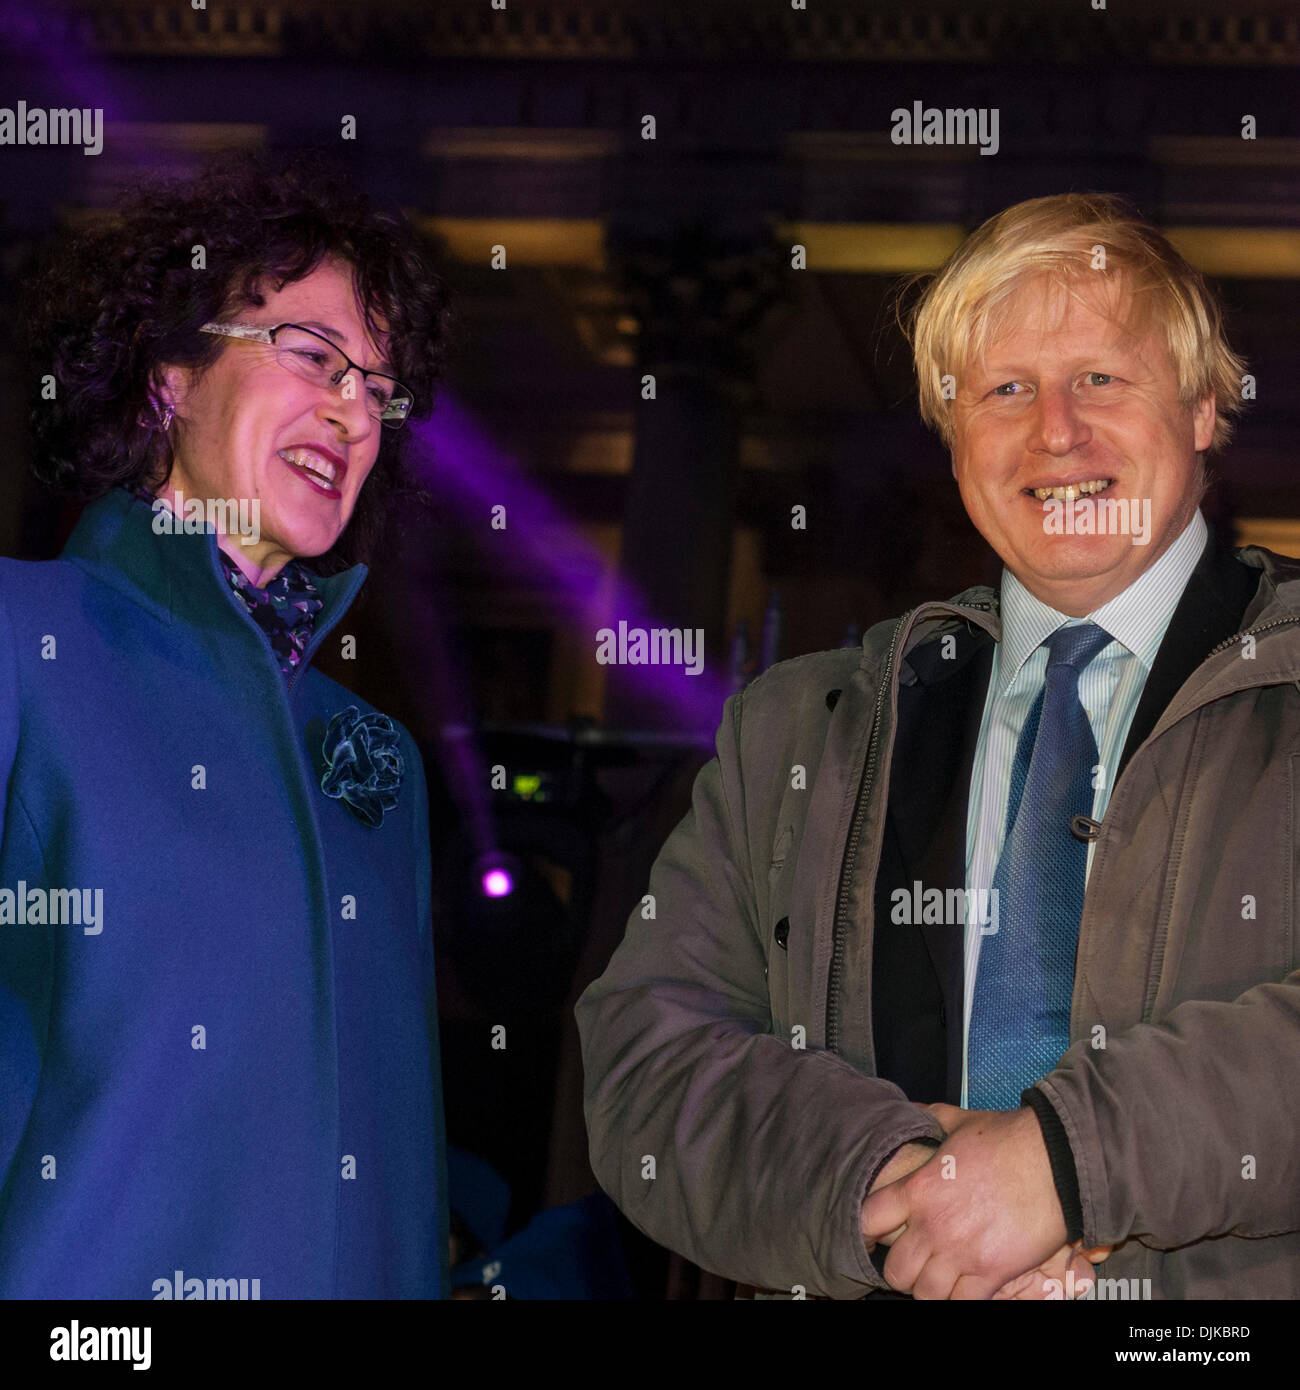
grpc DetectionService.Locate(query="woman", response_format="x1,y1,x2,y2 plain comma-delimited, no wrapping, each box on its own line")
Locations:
0,150,454,1298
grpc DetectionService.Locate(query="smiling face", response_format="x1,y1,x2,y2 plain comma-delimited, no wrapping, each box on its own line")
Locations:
950,273,1215,616
156,257,391,584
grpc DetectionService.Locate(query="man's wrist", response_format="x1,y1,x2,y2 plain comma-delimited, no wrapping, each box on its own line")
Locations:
1021,1087,1084,1243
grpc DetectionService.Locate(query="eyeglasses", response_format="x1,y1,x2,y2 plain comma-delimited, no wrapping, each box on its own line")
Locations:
198,321,414,428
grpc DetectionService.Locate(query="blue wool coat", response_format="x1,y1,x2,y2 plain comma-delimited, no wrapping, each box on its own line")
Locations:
0,486,448,1299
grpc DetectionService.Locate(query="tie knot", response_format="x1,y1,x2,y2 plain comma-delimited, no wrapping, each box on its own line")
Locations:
1044,621,1111,673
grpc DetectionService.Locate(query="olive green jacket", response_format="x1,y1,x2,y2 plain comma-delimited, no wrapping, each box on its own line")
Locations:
577,545,1300,1299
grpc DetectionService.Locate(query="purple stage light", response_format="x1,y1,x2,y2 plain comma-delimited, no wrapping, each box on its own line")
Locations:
408,397,733,734
480,866,514,898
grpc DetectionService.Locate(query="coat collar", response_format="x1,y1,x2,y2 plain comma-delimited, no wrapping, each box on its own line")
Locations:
880,521,1300,687
60,486,368,661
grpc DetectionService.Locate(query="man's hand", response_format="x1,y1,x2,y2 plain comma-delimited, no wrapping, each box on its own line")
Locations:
992,1239,1115,1300
859,1102,1068,1299
925,1102,1115,1299
860,1140,938,1250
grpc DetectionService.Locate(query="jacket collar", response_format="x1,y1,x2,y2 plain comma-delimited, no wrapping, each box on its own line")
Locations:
880,523,1300,691
60,486,368,663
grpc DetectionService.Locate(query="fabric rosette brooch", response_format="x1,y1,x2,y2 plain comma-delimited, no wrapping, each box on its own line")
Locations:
319,705,404,828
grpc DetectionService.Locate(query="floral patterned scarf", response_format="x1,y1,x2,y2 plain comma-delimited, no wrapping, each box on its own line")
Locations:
217,551,324,683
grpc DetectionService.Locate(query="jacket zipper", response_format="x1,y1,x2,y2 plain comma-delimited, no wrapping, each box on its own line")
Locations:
1204,615,1298,660
825,612,908,1056
826,600,998,1054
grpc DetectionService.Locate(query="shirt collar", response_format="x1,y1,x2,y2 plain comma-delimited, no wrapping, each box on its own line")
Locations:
995,509,1209,692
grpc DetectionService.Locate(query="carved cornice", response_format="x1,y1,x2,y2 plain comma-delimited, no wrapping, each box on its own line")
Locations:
7,1,1300,65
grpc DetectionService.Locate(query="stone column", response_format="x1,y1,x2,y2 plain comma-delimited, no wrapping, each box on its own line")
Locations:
603,221,784,730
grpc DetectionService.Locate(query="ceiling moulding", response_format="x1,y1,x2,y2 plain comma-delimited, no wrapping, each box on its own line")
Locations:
416,217,606,272
783,132,973,164
1150,136,1300,167
783,223,967,273
100,122,268,153
782,222,1300,278
58,2,284,56
423,130,619,162
23,2,1300,65
1163,228,1300,277
411,218,1300,279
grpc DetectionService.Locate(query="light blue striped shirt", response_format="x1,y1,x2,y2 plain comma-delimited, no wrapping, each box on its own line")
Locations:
960,509,1208,1106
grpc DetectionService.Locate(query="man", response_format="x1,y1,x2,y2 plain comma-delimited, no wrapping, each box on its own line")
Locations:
575,193,1300,1299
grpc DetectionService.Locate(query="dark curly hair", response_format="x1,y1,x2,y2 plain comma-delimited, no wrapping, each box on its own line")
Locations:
21,146,455,574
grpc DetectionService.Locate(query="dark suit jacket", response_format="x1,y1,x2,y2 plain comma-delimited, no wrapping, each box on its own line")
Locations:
870,522,1260,1105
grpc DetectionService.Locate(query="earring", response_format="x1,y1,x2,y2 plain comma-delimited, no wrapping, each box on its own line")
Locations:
138,399,174,432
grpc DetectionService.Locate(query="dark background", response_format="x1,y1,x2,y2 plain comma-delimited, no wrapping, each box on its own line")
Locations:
0,0,1296,1297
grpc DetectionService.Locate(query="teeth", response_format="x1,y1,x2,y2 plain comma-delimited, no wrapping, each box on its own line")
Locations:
1031,479,1112,502
278,448,338,484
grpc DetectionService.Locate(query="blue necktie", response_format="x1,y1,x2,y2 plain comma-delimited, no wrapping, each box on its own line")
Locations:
967,622,1113,1110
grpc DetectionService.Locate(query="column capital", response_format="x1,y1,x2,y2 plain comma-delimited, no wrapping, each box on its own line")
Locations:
606,221,788,398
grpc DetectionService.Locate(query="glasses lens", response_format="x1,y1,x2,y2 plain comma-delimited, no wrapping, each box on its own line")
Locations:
378,387,414,428
274,326,345,382
276,327,412,428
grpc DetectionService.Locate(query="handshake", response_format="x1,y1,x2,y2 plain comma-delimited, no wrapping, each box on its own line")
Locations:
859,1101,1114,1300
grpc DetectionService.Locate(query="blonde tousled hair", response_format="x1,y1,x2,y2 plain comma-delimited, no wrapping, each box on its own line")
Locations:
902,192,1247,453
